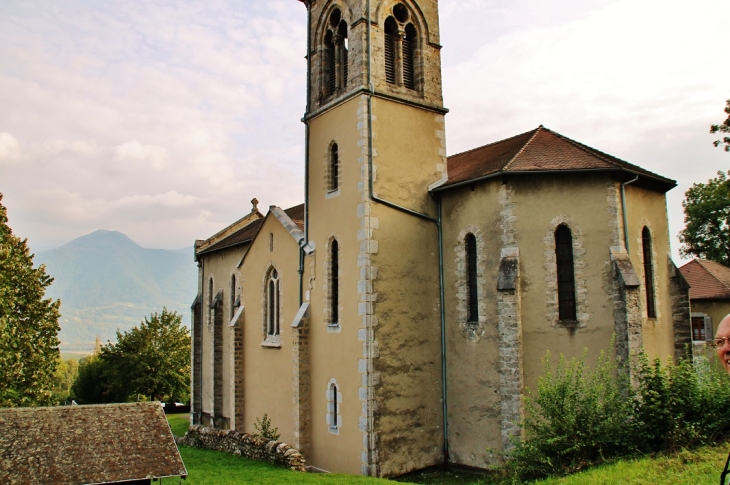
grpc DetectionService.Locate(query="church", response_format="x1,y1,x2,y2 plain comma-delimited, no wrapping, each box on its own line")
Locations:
190,0,691,477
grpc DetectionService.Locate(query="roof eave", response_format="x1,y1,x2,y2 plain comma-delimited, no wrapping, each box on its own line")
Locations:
431,168,676,193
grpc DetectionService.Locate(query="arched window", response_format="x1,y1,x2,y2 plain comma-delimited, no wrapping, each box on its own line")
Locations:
331,239,339,325
555,225,577,321
465,233,478,322
329,143,340,192
323,8,348,97
208,277,214,326
230,274,237,321
384,3,418,91
327,379,340,433
642,226,656,318
266,268,280,336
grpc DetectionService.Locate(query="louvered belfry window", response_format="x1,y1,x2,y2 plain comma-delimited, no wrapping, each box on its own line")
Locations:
465,234,478,322
384,4,417,91
329,143,339,191
642,227,656,318
384,17,397,85
555,225,577,321
323,8,348,98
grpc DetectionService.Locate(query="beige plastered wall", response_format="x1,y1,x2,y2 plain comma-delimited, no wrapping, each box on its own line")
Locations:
198,245,245,426
239,215,303,446
306,96,369,474
439,180,503,467
369,97,444,477
692,300,730,337
624,184,676,361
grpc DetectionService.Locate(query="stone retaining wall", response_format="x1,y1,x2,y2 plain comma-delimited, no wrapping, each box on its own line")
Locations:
177,425,306,472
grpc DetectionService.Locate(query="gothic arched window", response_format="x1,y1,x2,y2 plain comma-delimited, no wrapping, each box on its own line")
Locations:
465,233,478,323
266,268,280,336
384,3,418,91
323,8,348,97
208,277,214,326
555,224,577,321
642,226,656,318
230,274,237,321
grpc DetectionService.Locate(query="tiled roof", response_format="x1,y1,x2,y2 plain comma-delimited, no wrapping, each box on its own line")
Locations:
0,402,186,485
436,126,676,192
199,218,264,255
198,203,304,256
679,259,730,300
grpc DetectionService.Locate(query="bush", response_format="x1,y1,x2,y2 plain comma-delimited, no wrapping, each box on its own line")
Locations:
507,350,634,480
507,348,730,481
254,414,280,442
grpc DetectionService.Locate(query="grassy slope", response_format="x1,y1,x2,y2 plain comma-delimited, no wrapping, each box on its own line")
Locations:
167,416,730,484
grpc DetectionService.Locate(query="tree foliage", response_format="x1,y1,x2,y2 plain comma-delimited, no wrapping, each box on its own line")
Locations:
711,99,730,152
678,170,730,266
0,193,61,407
51,357,79,403
71,308,190,403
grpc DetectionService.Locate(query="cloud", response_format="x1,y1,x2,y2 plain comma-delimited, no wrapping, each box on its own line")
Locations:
114,141,169,170
0,133,20,163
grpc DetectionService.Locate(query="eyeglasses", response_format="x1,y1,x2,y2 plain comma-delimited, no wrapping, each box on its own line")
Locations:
715,337,730,349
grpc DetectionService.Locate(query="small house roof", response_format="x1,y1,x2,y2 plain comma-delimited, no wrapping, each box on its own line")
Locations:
433,126,676,193
0,402,187,485
679,259,730,300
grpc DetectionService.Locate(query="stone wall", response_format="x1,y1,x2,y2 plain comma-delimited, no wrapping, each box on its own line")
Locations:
178,425,306,472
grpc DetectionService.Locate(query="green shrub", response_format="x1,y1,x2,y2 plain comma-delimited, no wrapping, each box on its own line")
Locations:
507,349,635,480
254,414,281,442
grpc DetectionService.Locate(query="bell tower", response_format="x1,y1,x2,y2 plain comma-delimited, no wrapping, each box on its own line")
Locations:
298,0,448,477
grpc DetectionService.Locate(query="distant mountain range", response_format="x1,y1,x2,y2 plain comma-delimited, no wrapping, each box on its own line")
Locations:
36,230,198,352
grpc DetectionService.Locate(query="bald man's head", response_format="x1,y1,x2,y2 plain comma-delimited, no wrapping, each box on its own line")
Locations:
715,314,730,376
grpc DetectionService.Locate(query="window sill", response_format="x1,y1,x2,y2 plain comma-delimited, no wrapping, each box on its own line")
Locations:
325,189,340,199
557,319,579,328
261,336,281,349
328,426,340,435
327,323,341,333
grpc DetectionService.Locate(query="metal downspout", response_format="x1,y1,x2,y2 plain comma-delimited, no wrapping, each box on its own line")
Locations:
300,1,312,306
437,197,449,465
365,1,448,466
621,175,639,252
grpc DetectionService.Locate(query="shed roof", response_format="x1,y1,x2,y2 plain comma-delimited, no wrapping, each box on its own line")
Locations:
679,259,730,300
434,126,676,192
0,402,186,485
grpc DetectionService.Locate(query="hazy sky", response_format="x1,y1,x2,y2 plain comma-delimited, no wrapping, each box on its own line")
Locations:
1,0,728,263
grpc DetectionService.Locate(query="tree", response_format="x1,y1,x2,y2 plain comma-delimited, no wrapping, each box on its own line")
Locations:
51,356,80,403
96,308,190,402
711,99,730,152
678,170,730,266
0,193,61,407
71,354,111,404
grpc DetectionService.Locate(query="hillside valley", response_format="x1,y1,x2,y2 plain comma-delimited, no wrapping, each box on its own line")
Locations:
36,230,197,352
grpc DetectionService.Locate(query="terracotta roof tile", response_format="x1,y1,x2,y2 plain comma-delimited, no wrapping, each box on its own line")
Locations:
0,402,186,485
438,126,676,191
679,259,730,300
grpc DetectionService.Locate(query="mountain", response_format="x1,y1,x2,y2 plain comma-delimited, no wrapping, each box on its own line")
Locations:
36,230,197,352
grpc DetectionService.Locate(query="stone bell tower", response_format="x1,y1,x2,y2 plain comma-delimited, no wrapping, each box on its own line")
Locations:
298,0,448,477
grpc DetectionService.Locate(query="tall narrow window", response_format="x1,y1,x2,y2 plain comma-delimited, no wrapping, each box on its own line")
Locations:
230,274,237,320
403,24,417,90
329,143,339,192
642,226,656,318
465,234,478,322
323,8,347,97
331,239,339,325
327,379,340,434
267,269,280,336
555,225,577,321
208,277,214,325
384,17,398,85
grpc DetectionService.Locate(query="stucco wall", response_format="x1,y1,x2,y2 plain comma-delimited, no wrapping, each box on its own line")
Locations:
624,184,676,361
239,214,301,447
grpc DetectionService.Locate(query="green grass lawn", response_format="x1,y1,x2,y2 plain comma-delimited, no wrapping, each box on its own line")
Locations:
166,413,190,437
166,415,730,484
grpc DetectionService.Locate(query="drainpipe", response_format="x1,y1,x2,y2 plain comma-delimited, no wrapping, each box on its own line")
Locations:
620,175,639,253
365,1,449,466
299,1,313,306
